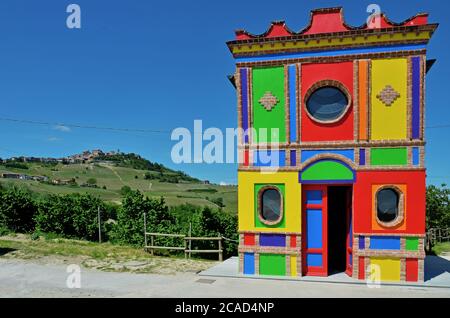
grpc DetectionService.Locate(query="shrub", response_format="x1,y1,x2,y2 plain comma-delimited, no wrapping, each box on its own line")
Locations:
0,225,10,236
35,193,106,241
0,187,36,233
86,178,97,185
111,190,173,246
4,162,28,169
120,185,132,196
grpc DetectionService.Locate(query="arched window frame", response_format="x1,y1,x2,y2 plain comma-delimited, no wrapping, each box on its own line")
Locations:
257,185,284,226
375,185,405,228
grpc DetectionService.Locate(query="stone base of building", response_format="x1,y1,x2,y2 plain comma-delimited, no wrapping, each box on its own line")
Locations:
238,232,425,283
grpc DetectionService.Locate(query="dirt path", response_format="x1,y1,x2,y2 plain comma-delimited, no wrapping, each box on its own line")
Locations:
101,163,125,185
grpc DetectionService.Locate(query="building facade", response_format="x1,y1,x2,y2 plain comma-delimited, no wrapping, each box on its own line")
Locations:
227,7,437,282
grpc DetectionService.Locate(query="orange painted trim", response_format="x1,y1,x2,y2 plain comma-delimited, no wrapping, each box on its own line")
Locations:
358,60,368,140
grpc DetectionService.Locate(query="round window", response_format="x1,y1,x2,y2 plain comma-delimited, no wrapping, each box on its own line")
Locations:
376,188,399,223
260,188,282,223
306,86,349,122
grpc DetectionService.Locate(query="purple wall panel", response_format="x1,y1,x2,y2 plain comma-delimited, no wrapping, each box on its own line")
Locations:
359,149,366,165
290,150,297,166
240,68,249,144
412,57,421,139
359,236,365,250
259,234,286,247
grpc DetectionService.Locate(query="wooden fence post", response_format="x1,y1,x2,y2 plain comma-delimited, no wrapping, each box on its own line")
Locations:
218,236,223,262
150,234,154,256
98,207,102,243
144,213,147,251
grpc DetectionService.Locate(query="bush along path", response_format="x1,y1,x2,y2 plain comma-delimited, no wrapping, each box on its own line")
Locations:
0,187,239,263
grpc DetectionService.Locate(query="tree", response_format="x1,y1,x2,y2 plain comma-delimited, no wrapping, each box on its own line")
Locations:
426,184,450,230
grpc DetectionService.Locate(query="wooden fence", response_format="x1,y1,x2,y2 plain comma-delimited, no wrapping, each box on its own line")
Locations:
143,213,224,261
427,228,450,246
144,232,223,261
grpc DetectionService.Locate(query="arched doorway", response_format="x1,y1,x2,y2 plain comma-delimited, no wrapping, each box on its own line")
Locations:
300,158,355,277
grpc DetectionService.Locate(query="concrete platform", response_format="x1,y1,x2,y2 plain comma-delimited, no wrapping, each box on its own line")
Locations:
200,256,450,289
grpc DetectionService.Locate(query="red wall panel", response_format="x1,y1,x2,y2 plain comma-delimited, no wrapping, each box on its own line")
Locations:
300,62,354,142
290,235,297,248
406,259,419,282
358,257,365,280
244,233,255,246
353,170,426,235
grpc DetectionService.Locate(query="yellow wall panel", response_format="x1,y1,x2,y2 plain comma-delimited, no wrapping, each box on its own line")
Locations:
370,58,408,140
290,255,297,277
370,258,401,282
238,171,302,233
233,32,431,54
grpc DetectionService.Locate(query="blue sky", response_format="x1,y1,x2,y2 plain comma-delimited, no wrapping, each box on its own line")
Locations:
0,0,448,185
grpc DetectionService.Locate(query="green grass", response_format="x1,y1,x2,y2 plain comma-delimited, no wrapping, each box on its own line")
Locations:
0,234,216,274
0,162,238,212
433,242,450,255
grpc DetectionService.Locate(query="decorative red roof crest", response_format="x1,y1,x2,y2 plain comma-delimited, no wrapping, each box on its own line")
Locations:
235,7,429,40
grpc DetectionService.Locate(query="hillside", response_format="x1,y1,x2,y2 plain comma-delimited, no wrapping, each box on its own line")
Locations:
0,158,237,213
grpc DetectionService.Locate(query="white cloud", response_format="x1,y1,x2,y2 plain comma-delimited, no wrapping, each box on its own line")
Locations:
47,137,61,142
53,125,71,132
219,181,228,186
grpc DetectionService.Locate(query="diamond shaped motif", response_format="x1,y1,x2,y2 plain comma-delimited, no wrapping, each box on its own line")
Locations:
377,85,400,106
259,91,279,111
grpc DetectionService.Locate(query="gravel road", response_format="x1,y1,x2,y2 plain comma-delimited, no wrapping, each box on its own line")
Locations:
0,258,449,298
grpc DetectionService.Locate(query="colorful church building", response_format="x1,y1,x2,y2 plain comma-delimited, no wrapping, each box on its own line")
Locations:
227,7,437,282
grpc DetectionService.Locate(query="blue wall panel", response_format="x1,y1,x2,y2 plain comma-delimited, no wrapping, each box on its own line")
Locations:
307,254,323,267
306,190,322,205
243,253,255,275
301,149,354,163
307,209,323,249
254,150,286,167
236,44,427,63
412,147,420,166
370,236,401,250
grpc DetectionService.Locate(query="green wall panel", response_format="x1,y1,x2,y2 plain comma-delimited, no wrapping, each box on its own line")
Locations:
252,67,286,143
259,254,286,276
370,148,408,166
254,184,285,229
301,161,354,181
406,237,419,251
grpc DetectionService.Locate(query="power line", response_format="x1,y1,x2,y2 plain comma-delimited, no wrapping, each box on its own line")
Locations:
0,116,450,134
0,117,171,134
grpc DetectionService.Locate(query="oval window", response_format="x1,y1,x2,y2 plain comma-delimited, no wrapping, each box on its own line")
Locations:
260,188,282,223
306,86,349,122
376,188,399,223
